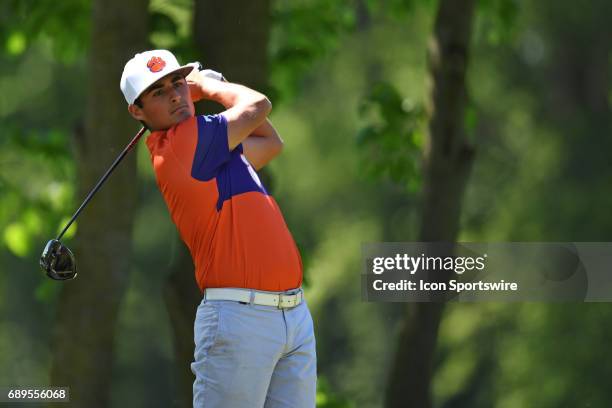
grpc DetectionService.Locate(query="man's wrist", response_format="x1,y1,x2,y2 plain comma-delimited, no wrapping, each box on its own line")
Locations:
187,68,226,103
199,78,234,106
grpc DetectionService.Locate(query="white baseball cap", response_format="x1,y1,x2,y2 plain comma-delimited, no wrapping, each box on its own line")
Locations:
120,49,197,105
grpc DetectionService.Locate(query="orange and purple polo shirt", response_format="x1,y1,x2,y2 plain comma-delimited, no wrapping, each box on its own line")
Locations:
145,114,303,292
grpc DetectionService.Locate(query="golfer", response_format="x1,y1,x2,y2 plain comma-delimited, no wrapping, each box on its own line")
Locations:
120,50,316,407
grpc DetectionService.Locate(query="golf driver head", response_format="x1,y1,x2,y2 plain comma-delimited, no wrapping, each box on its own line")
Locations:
40,239,77,280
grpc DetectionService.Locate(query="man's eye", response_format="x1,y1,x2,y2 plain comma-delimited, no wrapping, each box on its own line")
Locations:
153,90,163,97
174,81,183,88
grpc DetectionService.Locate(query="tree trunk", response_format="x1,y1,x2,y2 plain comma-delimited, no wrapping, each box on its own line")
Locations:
49,0,148,406
193,0,271,190
163,238,202,408
193,0,270,90
385,0,476,407
162,1,272,405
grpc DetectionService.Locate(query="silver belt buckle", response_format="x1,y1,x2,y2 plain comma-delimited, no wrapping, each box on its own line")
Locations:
278,291,299,309
277,293,288,309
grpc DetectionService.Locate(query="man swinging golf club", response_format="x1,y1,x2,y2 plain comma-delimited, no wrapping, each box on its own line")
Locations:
121,49,316,407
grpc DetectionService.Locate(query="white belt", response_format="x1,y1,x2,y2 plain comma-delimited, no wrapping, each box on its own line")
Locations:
203,287,303,309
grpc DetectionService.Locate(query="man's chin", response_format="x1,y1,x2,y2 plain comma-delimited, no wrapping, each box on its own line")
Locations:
169,111,194,128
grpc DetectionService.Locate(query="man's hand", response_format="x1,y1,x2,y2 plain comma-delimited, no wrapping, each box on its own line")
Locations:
186,68,224,102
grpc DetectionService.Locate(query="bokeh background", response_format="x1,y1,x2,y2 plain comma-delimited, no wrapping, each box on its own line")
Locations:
1,0,612,407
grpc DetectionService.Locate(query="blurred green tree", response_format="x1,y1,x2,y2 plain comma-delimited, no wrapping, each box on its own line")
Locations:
48,0,149,406
382,0,477,406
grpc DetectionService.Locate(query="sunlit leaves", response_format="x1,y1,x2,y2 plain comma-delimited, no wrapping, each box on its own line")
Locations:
3,223,30,257
356,81,425,191
0,0,91,63
2,210,41,256
5,31,26,56
0,127,75,258
270,0,356,102
56,217,77,240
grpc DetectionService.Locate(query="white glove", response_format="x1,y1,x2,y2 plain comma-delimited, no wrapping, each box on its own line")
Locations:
187,62,226,82
201,68,226,82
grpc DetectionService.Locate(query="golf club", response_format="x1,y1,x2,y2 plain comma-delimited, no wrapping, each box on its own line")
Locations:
39,126,147,280
39,64,220,281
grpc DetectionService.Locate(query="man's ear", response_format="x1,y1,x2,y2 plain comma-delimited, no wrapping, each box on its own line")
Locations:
128,104,145,121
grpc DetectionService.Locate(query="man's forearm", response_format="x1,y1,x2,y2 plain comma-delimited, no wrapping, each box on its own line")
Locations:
251,118,283,142
241,117,284,169
197,77,269,110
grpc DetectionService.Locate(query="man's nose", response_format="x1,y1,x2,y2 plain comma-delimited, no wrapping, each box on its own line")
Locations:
169,87,182,103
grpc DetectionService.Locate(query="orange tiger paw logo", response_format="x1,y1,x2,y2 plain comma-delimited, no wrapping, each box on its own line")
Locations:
147,56,166,73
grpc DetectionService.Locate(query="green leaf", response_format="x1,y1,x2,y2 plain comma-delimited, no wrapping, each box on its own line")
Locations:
22,209,43,235
356,80,426,191
6,31,27,55
3,222,31,257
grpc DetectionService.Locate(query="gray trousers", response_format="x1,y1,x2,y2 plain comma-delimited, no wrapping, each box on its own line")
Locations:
191,296,317,407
